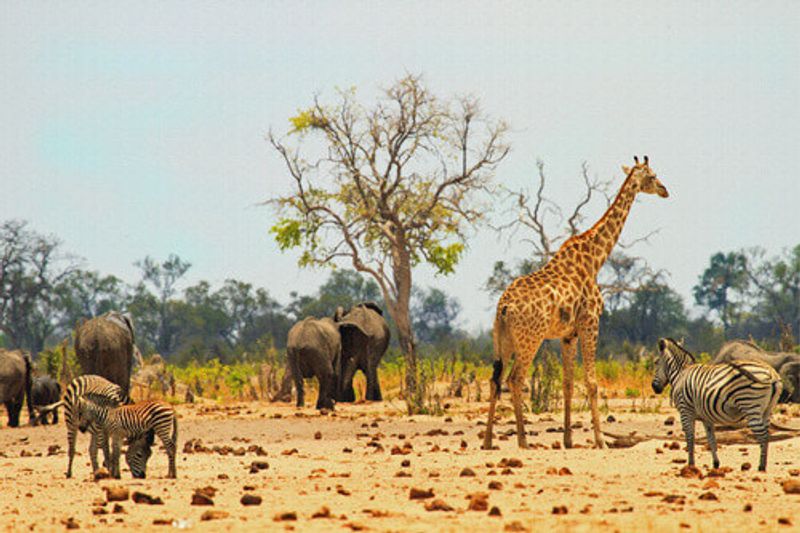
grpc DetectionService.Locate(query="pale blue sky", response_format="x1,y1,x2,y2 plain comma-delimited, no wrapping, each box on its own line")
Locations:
1,2,798,331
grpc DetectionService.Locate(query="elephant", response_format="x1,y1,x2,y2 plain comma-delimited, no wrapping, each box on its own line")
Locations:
713,339,800,403
334,302,390,402
32,375,61,424
286,315,367,410
0,349,35,427
75,311,136,399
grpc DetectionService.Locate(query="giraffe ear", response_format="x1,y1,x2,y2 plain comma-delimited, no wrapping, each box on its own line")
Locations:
622,165,631,175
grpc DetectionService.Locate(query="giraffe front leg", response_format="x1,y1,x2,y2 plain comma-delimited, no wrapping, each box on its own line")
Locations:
561,335,577,449
578,320,604,449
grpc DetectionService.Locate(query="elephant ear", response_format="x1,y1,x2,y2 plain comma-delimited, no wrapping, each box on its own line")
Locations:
338,320,369,338
122,313,136,343
334,306,346,322
357,301,383,316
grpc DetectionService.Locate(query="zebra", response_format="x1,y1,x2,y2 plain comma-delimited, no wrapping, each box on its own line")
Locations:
37,374,129,478
76,399,178,479
652,338,783,472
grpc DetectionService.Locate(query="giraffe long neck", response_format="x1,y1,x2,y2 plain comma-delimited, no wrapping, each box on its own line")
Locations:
583,176,638,273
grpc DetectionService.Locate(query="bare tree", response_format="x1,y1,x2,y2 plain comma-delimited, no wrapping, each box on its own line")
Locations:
268,75,509,412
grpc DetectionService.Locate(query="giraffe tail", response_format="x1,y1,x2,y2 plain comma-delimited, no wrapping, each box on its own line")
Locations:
491,360,503,399
491,304,513,400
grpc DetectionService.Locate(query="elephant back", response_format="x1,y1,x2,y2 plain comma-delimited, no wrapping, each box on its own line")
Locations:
287,317,341,354
343,304,390,348
0,349,27,400
74,315,135,397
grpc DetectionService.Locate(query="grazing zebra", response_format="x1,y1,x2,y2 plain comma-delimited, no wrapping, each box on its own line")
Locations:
77,399,177,479
652,338,782,471
36,375,129,478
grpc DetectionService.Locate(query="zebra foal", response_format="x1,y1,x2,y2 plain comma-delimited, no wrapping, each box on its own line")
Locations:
652,338,782,472
36,375,128,478
77,399,178,479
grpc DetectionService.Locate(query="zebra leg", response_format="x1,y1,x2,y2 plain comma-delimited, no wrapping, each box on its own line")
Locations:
99,429,111,470
88,432,100,473
679,410,696,466
66,426,77,478
156,421,177,479
111,435,122,479
702,421,720,469
746,414,770,472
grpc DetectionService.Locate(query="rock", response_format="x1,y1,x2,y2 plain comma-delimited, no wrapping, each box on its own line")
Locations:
311,506,331,519
424,499,454,512
552,505,568,515
336,485,351,496
558,467,572,476
191,492,214,506
91,507,107,516
668,441,681,450
201,510,229,521
132,491,164,505
489,506,502,516
61,517,80,529
240,494,262,506
664,416,675,426
217,473,229,480
93,468,112,481
488,481,503,490
460,467,476,477
707,467,732,478
196,486,217,498
467,492,489,511
703,480,719,490
499,458,523,468
273,511,297,521
152,518,172,525
778,518,793,526
314,431,322,440
249,460,269,474
744,503,753,512
678,465,703,479
606,415,616,423
504,521,530,532
47,445,61,456
104,487,129,502
401,459,410,468
409,488,434,500
112,504,125,514
782,480,800,494
741,462,752,471
662,494,686,505
698,492,718,501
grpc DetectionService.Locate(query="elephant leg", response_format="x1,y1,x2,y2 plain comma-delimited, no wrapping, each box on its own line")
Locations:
339,358,358,403
6,399,22,428
293,373,305,408
366,360,382,401
316,367,335,410
52,407,59,425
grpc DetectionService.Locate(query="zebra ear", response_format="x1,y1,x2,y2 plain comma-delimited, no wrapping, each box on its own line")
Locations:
658,338,667,352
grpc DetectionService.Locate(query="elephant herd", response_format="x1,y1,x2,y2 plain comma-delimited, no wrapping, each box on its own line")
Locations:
287,302,390,410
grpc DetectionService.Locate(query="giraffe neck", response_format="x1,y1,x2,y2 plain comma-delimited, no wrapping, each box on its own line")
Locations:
582,175,638,273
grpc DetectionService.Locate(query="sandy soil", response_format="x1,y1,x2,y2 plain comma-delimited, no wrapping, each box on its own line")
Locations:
1,397,799,532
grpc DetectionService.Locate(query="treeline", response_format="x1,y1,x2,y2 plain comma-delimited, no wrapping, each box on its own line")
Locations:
2,220,798,364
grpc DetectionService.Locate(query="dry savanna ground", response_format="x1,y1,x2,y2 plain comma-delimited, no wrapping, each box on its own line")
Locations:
2,391,800,532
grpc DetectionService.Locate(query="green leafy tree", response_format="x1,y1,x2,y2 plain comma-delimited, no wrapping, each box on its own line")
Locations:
412,287,462,345
286,269,381,320
268,75,508,412
693,251,748,334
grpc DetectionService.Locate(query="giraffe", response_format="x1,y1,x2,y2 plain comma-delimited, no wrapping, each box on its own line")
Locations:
483,156,669,450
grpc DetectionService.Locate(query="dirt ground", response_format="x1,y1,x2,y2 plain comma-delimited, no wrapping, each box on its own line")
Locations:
1,396,799,532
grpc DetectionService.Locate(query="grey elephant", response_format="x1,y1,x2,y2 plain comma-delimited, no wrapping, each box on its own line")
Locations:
713,339,800,403
286,315,367,410
75,311,136,399
335,302,390,402
32,375,61,424
0,349,35,427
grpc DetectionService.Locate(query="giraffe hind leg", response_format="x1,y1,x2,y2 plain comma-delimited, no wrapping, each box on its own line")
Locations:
482,360,503,450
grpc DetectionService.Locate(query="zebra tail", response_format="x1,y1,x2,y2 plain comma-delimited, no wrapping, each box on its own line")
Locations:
172,412,178,446
727,361,764,383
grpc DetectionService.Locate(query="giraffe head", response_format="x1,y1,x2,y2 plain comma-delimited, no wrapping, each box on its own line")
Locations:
622,155,669,198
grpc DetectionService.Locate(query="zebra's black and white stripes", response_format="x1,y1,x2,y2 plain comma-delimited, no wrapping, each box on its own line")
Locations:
77,399,178,479
57,375,129,478
653,338,782,471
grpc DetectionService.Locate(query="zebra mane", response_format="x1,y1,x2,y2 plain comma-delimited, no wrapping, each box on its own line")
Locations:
661,337,696,363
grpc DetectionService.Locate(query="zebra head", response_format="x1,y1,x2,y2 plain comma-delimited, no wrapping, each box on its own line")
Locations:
653,338,696,393
125,429,155,479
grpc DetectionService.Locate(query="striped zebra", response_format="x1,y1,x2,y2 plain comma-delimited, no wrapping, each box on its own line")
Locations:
653,338,782,471
37,375,129,478
76,399,178,479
